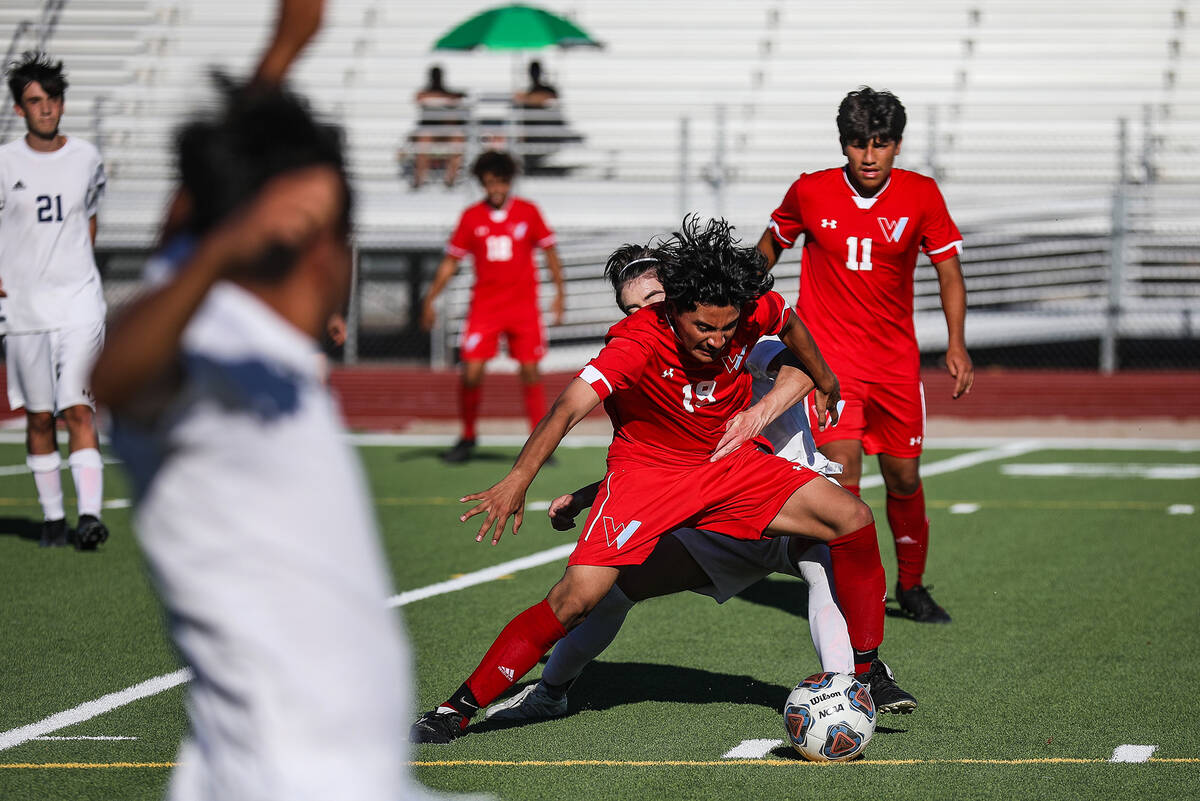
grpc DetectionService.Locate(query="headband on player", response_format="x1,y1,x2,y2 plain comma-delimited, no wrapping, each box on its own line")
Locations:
623,257,659,271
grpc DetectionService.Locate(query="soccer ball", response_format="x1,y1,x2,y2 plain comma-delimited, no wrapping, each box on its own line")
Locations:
783,672,876,761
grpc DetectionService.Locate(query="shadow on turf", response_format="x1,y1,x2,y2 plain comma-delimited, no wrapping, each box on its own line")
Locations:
733,577,811,619
0,516,43,543
472,660,794,736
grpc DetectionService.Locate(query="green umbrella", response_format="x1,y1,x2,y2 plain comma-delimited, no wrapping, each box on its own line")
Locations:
433,4,602,51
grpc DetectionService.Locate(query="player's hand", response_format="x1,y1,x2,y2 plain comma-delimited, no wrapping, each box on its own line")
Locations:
326,313,347,346
419,302,437,332
813,379,842,431
0,278,6,298
711,405,769,461
946,345,974,399
460,474,528,545
214,166,343,270
548,493,582,530
551,292,565,326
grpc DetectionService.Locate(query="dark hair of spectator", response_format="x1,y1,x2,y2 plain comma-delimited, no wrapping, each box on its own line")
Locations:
176,75,352,282
425,66,447,92
658,216,773,312
472,150,517,182
603,243,662,307
837,86,907,146
7,51,68,105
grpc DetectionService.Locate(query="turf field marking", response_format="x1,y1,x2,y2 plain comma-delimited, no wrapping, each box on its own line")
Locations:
33,736,137,741
0,669,191,753
1167,504,1194,515
386,544,576,608
102,498,132,510
722,739,784,758
860,440,1043,489
1110,745,1158,763
0,762,175,769
949,503,981,514
1000,463,1200,480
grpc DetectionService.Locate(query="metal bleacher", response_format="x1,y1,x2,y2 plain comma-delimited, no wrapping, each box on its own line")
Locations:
3,0,1198,368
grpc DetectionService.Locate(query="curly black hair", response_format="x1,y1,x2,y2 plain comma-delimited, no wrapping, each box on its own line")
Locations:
7,51,68,105
837,86,906,146
471,149,517,182
602,237,677,309
657,216,772,312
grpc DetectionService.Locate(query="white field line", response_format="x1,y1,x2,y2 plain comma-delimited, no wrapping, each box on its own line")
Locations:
723,739,784,759
0,438,1134,753
1110,745,1158,763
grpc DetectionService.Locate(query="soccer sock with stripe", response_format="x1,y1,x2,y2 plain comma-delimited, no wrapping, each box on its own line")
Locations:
887,484,930,591
455,599,567,715
841,483,861,498
27,452,65,522
826,521,885,671
459,384,482,441
541,584,635,689
68,448,104,518
521,381,547,431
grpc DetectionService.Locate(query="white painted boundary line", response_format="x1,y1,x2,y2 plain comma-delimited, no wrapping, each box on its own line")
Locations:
0,437,1156,753
723,739,784,759
0,669,191,752
1110,745,1158,763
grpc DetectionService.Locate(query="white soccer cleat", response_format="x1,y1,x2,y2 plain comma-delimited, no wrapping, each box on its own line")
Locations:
483,682,568,721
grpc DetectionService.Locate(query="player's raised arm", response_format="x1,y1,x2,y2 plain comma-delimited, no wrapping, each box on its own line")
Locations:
460,377,601,545
252,0,325,87
932,253,974,399
419,254,460,331
778,309,841,430
91,166,344,412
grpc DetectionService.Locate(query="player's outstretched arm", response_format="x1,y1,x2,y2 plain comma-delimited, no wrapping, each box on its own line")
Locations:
778,310,841,430
252,0,325,87
932,254,974,398
547,480,602,530
711,363,816,461
461,378,601,545
419,255,460,331
91,167,344,412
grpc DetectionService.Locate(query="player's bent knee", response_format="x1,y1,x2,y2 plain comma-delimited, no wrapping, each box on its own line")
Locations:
840,496,875,534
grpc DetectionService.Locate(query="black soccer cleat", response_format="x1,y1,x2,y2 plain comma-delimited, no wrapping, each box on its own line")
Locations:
39,518,68,548
896,581,952,624
441,438,476,464
73,514,109,551
410,708,468,744
856,659,917,715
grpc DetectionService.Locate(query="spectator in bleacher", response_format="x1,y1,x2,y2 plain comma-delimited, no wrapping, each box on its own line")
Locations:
420,149,565,464
410,65,468,189
0,52,109,550
756,86,974,625
513,60,559,108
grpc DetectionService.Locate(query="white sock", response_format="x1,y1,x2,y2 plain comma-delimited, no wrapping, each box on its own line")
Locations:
27,452,65,522
796,549,855,676
68,448,104,518
542,584,635,687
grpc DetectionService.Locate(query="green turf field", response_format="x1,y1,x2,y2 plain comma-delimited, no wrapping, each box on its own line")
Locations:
1,435,1198,800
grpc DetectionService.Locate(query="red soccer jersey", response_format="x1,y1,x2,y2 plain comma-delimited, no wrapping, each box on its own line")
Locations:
578,291,791,469
446,196,556,309
768,167,962,382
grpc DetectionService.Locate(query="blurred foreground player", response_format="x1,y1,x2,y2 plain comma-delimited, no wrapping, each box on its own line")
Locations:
757,87,974,623
412,218,915,744
420,150,565,463
92,85,447,801
0,52,108,549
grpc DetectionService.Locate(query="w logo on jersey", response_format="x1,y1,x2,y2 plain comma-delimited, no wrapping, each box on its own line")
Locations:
602,517,642,549
877,216,909,242
722,346,745,374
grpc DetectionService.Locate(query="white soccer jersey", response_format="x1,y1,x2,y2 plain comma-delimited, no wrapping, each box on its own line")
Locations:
111,282,423,800
0,136,106,333
747,338,842,476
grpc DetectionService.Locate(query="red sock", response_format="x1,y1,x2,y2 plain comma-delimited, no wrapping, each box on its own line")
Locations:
521,381,547,431
841,483,861,498
887,484,929,592
827,522,885,659
460,384,482,441
464,599,567,708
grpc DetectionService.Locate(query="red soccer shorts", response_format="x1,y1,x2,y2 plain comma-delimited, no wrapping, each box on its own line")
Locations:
460,305,546,363
806,375,926,458
568,444,821,568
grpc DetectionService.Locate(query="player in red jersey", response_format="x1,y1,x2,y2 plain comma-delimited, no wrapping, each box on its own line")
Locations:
420,150,565,463
411,218,916,744
756,87,975,623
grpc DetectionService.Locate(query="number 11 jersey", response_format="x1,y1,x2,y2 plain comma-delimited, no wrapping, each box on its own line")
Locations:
768,167,961,382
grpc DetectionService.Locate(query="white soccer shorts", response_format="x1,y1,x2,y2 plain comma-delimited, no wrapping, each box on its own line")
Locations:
5,319,105,414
